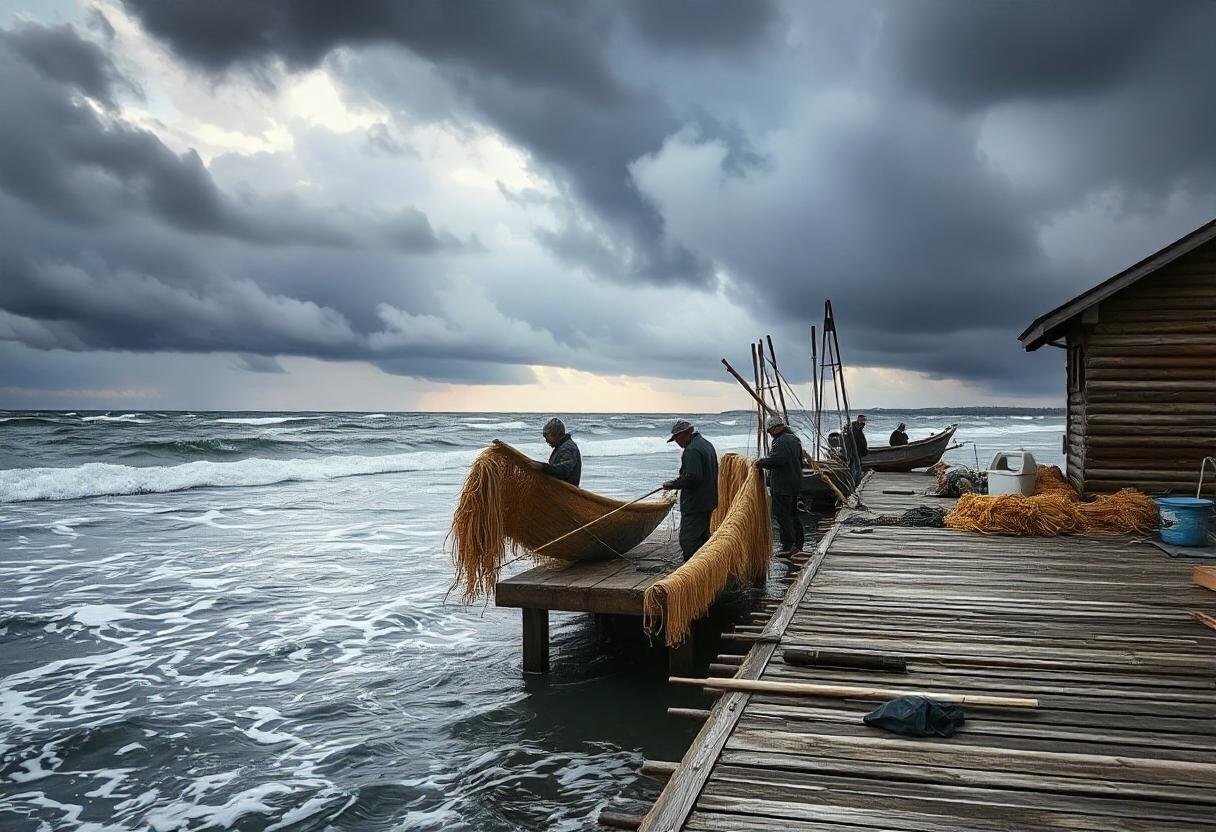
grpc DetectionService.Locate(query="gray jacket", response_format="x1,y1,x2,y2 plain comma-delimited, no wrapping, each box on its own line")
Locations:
542,435,581,487
670,433,718,514
757,430,803,496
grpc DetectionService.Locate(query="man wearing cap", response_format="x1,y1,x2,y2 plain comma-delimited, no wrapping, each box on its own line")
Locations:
756,414,805,556
662,420,719,560
528,417,581,487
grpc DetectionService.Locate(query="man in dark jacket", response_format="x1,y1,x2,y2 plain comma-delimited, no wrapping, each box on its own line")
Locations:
889,423,909,446
529,417,581,487
850,414,869,457
756,414,805,556
662,419,718,560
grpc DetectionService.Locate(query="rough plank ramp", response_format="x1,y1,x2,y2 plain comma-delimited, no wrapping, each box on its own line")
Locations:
641,471,1216,832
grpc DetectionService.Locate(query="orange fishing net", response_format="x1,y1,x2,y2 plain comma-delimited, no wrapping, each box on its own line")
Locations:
945,464,1158,537
643,453,772,646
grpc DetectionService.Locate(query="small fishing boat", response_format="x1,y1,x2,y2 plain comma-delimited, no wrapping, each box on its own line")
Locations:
861,424,958,472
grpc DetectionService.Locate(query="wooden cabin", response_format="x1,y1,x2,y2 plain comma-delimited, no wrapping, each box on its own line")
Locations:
1019,217,1216,497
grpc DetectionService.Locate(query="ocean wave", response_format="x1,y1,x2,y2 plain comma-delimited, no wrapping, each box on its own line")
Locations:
213,416,315,426
126,437,314,457
465,420,528,430
0,451,479,502
0,432,756,502
363,414,390,419
82,414,151,424
718,419,738,426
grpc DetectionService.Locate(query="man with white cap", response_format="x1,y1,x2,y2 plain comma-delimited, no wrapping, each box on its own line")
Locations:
755,414,805,556
527,417,581,486
662,419,719,560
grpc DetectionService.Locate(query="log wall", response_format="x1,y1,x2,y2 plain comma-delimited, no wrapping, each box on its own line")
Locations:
1069,238,1216,497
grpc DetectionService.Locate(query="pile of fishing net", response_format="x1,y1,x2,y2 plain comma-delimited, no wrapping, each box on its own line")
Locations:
843,505,949,529
945,465,1158,537
929,462,987,497
449,441,674,602
643,453,772,646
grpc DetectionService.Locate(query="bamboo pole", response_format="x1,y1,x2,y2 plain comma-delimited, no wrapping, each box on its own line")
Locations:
669,676,1040,709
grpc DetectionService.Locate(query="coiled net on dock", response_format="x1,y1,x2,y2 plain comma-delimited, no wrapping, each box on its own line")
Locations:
643,453,772,646
449,441,674,602
945,465,1158,537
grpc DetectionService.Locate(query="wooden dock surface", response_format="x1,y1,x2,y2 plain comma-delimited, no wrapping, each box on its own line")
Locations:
641,471,1216,832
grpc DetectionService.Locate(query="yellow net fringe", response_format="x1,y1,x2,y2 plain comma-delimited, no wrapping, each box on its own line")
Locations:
449,441,674,603
643,453,772,647
945,465,1158,537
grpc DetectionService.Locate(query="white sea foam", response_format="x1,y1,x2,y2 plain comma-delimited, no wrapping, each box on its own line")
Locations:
362,414,390,419
213,416,313,426
0,432,756,502
465,420,527,430
718,419,738,425
82,414,150,424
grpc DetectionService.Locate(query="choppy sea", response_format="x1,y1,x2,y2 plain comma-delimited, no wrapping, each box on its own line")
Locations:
0,409,1063,831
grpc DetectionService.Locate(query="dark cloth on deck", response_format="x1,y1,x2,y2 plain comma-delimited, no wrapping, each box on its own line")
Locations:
757,430,804,496
678,510,711,561
889,428,908,446
850,421,869,457
771,493,805,552
669,433,719,515
541,434,581,487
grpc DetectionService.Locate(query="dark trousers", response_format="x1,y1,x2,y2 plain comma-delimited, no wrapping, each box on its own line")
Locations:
772,493,805,552
678,511,711,561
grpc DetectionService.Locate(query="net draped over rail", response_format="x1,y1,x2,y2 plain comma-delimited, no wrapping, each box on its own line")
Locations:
945,465,1159,537
643,452,772,647
449,441,675,603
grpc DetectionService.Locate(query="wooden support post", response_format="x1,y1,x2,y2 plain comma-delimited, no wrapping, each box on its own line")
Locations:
598,810,643,830
668,636,695,677
522,607,549,673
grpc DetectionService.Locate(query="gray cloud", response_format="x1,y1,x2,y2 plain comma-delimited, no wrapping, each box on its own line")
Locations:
5,2,1216,402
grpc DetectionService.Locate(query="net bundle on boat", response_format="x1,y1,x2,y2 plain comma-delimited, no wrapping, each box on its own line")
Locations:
449,441,674,602
945,465,1158,537
643,453,772,646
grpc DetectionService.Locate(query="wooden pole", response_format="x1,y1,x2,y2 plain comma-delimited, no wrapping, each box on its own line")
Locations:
782,647,907,673
669,676,1040,709
722,359,780,418
756,339,771,454
765,334,790,427
811,324,820,460
750,342,763,456
598,810,643,830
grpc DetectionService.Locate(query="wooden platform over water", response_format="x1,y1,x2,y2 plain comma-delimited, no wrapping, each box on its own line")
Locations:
497,531,685,672
638,471,1216,832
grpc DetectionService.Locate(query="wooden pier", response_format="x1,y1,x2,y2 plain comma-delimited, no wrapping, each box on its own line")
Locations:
496,531,691,674
635,471,1216,832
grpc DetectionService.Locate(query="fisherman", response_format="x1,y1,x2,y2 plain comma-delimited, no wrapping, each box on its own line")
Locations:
889,422,909,447
528,417,581,487
850,414,869,457
662,419,719,561
755,414,805,556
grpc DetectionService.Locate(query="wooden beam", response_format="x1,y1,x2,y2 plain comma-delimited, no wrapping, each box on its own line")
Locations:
598,810,642,830
666,707,710,720
640,760,679,780
782,647,907,673
1191,610,1216,632
1194,566,1216,593
670,676,1040,709
522,607,548,674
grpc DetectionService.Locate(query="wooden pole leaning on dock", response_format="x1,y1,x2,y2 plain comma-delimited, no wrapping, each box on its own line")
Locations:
669,676,1040,709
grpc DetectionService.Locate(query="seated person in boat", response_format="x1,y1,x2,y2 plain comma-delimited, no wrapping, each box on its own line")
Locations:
755,414,805,557
528,417,582,486
850,414,868,456
662,419,719,561
889,422,909,446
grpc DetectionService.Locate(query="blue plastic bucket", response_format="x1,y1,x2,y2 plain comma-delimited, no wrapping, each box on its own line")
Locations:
1156,497,1214,547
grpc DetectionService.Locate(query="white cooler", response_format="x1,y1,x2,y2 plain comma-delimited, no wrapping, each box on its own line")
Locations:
987,451,1037,497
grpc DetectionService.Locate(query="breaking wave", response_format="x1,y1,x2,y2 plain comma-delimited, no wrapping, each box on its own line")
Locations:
0,433,754,502
212,416,316,426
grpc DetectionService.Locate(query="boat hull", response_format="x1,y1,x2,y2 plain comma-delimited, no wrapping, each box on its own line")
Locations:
861,425,958,473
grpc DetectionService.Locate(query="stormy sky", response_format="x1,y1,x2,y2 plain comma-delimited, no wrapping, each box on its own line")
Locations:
1,0,1214,411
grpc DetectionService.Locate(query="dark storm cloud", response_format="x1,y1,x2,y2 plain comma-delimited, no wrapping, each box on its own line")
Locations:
120,0,752,285
7,2,1216,400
